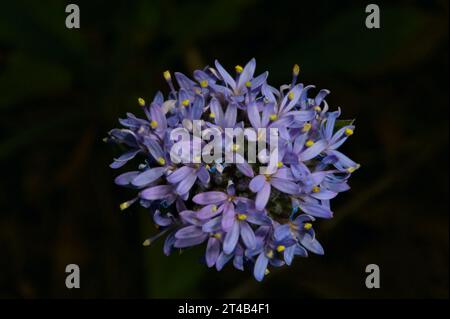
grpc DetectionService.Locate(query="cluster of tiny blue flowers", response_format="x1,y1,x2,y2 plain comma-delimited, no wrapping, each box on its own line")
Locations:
106,59,359,281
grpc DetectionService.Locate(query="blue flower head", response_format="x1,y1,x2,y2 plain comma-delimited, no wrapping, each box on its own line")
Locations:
106,59,359,281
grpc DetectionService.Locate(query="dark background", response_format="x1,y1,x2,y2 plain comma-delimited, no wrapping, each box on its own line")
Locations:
0,0,448,298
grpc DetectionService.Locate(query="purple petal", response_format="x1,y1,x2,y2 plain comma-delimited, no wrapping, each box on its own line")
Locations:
247,102,261,129
223,220,240,254
214,60,236,88
196,166,210,184
132,167,165,187
224,103,237,128
299,139,327,161
298,203,333,219
253,253,269,282
175,173,197,195
249,175,266,192
202,216,222,233
237,58,256,90
300,232,324,255
140,185,172,200
197,204,224,220
175,226,204,239
240,222,256,249
153,210,172,227
174,234,208,248
255,182,271,210
167,166,195,184
274,224,291,241
193,191,227,205
210,97,224,126
284,246,295,265
311,190,338,200
216,252,233,271
206,237,221,267
236,158,254,178
163,233,176,256
270,178,299,195
221,202,236,232
114,171,140,186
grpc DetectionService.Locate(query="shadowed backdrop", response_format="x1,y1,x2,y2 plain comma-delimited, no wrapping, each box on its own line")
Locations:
0,0,448,298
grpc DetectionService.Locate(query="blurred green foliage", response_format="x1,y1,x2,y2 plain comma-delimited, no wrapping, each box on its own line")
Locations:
0,0,448,298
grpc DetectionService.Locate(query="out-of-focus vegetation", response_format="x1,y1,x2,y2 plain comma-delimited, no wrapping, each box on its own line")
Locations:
0,0,448,298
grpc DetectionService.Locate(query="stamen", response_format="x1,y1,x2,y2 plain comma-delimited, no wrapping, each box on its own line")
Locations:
120,201,132,211
200,80,208,88
276,245,286,252
302,123,312,132
213,233,222,239
245,81,252,88
138,97,145,107
277,161,283,168
266,250,274,259
314,106,321,112
237,213,247,221
288,91,295,100
345,128,354,136
150,120,158,129
347,164,360,173
209,112,216,119
305,140,315,147
312,186,320,193
163,70,171,81
142,239,151,246
181,99,190,106
303,223,312,230
157,157,166,165
293,64,300,76
211,205,218,212
269,114,278,121
235,65,243,73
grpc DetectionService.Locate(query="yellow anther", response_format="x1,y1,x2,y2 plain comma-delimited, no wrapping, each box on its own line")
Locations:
265,269,270,275
314,106,321,112
277,161,283,168
120,201,131,211
157,157,166,165
163,70,171,81
231,144,240,152
209,112,216,119
347,164,360,173
345,128,354,136
303,223,312,230
237,213,247,221
235,65,243,73
138,97,145,107
276,245,286,252
288,91,295,101
269,114,278,121
293,64,300,76
213,233,222,239
266,250,274,259
245,81,252,88
312,186,320,193
211,205,218,212
200,80,208,88
305,140,315,147
302,123,312,132
150,120,158,129
142,239,151,246
181,99,190,106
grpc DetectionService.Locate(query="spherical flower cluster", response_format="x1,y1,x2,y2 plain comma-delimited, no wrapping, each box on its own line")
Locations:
106,58,359,281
